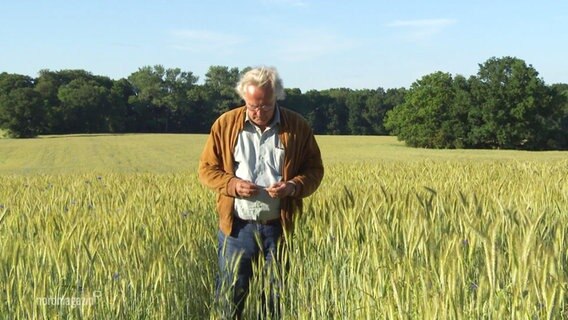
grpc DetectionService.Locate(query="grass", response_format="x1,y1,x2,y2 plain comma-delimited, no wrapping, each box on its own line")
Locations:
0,134,567,319
0,134,201,175
0,134,566,175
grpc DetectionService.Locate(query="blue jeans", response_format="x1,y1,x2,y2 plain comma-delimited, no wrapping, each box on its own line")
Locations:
216,217,283,319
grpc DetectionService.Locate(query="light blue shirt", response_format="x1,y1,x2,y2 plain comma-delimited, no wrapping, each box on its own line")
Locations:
233,108,284,221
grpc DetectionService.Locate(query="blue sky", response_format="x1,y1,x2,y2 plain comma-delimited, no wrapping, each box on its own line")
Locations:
2,0,567,91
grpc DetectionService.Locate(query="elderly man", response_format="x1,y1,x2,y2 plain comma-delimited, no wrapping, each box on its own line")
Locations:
198,66,324,318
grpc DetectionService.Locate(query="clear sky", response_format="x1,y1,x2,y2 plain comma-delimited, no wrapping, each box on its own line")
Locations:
2,0,567,91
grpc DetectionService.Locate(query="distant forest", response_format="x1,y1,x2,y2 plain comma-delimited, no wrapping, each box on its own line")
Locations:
1,56,567,150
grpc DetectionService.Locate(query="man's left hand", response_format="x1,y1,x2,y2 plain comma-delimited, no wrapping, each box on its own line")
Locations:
266,182,295,198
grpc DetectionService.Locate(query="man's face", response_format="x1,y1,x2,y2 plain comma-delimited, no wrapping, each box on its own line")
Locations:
244,84,276,128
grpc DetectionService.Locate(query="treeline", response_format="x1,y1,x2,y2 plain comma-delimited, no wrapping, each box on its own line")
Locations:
0,65,403,138
1,56,567,150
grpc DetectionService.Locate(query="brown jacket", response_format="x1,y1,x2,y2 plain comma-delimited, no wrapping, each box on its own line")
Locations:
198,106,324,235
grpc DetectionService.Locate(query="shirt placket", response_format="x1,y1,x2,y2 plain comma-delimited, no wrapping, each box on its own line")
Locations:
252,128,267,219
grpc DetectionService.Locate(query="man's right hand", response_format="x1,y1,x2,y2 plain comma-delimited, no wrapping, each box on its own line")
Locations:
235,179,260,198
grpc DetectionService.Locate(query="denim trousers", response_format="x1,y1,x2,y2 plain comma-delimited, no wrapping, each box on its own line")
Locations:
216,217,283,319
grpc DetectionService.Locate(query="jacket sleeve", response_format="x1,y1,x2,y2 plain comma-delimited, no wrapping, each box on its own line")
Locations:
289,125,324,198
198,119,239,197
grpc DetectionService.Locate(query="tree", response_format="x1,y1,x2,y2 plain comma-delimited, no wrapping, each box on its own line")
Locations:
321,88,349,134
547,83,568,149
386,57,566,150
379,88,407,134
385,72,464,148
35,70,65,133
345,89,368,135
184,85,215,133
468,56,557,149
107,79,135,132
282,88,307,115
361,88,386,135
0,73,44,138
303,90,328,134
0,73,34,94
128,65,169,132
163,68,199,132
34,69,113,134
0,87,44,138
128,65,198,132
57,78,111,133
203,66,242,116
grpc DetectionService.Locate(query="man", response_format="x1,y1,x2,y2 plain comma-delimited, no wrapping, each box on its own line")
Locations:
198,66,324,318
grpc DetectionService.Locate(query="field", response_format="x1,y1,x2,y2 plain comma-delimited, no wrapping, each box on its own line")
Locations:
0,134,567,319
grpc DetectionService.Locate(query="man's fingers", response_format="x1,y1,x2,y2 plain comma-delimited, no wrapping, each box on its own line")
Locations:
238,180,259,197
239,181,290,198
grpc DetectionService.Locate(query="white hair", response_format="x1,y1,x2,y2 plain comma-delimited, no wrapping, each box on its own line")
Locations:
235,66,286,100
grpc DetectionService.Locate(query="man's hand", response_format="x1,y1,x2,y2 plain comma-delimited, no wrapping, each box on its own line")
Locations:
236,180,260,198
266,181,295,199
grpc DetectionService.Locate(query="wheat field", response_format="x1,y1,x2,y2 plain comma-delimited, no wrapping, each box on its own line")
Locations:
0,135,567,319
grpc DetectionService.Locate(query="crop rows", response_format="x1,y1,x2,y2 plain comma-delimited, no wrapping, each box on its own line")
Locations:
1,160,566,319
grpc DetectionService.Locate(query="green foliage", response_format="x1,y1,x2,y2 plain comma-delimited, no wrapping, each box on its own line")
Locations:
346,90,369,135
127,65,198,132
203,65,242,115
0,87,45,138
57,79,111,133
35,70,114,134
1,66,404,137
0,73,44,137
107,79,135,133
0,58,566,150
549,83,568,147
385,72,467,148
468,57,561,149
386,57,568,150
0,72,35,94
363,87,404,135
